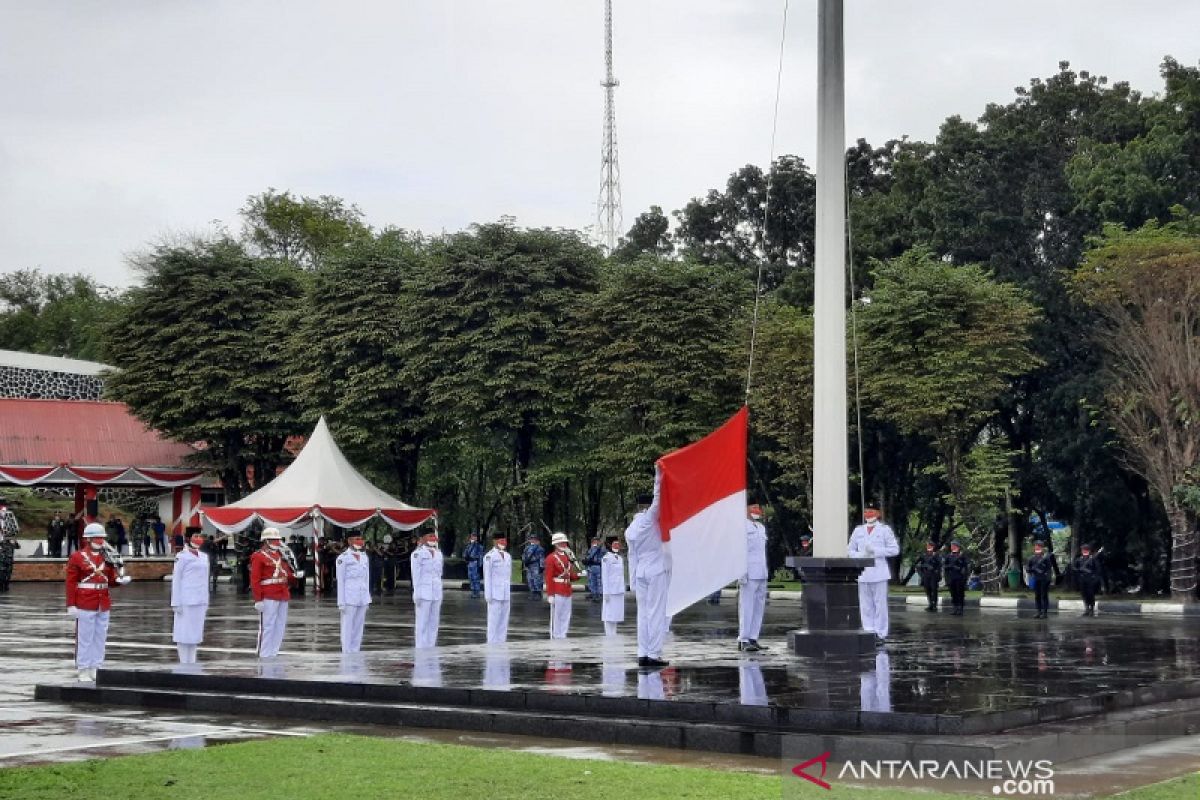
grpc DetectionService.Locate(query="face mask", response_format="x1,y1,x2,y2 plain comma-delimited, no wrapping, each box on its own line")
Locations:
190,537,205,549
496,542,507,551
267,541,282,550
90,540,104,551
426,540,438,549
350,541,364,551
611,546,620,553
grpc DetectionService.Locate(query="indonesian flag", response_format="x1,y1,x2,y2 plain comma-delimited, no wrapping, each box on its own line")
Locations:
658,406,749,615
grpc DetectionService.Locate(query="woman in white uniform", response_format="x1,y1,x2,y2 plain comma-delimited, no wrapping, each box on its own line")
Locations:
600,537,626,636
336,532,372,653
170,528,210,664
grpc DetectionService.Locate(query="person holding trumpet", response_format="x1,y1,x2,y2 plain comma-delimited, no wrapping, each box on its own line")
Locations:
545,532,581,640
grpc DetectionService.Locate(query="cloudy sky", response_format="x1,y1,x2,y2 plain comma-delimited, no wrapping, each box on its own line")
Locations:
1,1,1197,286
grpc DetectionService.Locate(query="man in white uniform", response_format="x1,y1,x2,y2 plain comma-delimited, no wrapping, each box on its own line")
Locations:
170,529,210,664
600,537,626,636
625,472,670,668
336,532,372,653
737,504,769,652
482,532,512,644
847,507,900,645
411,529,444,648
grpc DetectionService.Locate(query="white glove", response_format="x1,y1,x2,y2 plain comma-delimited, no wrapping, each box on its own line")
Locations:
254,601,265,612
864,544,876,558
66,606,79,618
338,604,346,612
116,575,132,585
295,570,305,579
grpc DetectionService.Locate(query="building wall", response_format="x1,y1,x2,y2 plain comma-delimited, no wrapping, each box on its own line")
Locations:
0,365,104,401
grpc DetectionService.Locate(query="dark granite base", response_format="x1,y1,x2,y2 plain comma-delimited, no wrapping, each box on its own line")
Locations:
788,629,877,658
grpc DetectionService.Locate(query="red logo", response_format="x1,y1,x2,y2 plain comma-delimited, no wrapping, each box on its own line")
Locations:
791,751,832,790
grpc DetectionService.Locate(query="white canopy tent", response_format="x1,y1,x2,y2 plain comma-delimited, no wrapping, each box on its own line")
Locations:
201,416,435,535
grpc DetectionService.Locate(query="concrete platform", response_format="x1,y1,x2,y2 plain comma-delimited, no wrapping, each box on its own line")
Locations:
8,581,1200,783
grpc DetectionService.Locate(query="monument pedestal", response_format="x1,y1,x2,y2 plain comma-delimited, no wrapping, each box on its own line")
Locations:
788,557,876,658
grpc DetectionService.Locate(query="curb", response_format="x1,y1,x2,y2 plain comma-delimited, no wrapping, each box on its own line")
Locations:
754,588,1194,616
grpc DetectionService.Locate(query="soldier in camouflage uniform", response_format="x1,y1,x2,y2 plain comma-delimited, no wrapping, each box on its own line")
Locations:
0,497,21,591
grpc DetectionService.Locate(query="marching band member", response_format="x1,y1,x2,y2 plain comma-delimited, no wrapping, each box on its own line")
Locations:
545,532,579,640
411,529,444,648
65,523,131,681
171,527,210,664
600,537,626,636
250,528,299,658
336,532,372,653
483,532,512,644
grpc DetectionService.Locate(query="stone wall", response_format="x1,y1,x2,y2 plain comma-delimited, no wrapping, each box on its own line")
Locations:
0,365,104,401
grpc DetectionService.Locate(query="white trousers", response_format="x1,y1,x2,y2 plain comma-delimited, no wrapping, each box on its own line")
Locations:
604,621,619,636
75,609,109,669
415,599,441,648
548,594,572,639
738,578,768,642
177,643,199,664
486,600,510,644
172,604,208,645
634,572,669,659
340,604,367,653
858,580,889,638
257,599,289,658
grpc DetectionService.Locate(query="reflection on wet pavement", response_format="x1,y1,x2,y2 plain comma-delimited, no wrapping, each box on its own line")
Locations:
3,580,1200,773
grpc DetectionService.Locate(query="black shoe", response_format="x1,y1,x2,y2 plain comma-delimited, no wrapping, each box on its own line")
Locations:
642,657,670,668
875,635,886,647
750,640,767,651
637,656,650,667
738,641,759,652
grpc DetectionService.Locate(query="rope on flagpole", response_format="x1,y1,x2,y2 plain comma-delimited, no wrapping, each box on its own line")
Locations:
745,0,790,405
845,162,867,514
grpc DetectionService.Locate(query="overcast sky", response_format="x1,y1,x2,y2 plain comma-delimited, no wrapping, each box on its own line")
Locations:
1,1,1197,286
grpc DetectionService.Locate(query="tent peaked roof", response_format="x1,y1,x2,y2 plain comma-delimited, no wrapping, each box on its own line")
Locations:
202,416,435,533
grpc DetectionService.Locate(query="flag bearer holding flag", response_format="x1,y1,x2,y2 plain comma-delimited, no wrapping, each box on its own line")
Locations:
737,504,770,652
336,533,372,653
847,508,899,646
626,474,671,668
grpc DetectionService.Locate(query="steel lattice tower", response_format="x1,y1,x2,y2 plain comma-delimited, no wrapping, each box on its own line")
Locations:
596,0,622,253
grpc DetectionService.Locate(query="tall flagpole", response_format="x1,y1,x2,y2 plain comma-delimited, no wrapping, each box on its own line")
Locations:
812,0,848,557
789,0,873,659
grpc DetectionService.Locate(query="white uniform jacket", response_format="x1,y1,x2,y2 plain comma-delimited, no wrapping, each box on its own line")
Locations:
745,520,769,580
847,522,900,583
601,551,626,595
411,545,444,602
336,549,372,607
170,548,210,607
482,548,511,602
625,494,670,581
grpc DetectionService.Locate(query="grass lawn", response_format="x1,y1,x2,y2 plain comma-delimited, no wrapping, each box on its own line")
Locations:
0,734,1196,800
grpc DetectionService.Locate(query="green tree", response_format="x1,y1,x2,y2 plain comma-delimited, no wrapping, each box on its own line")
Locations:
240,189,371,270
401,223,601,530
0,270,122,361
286,230,429,498
1073,218,1200,601
613,206,673,262
104,238,306,498
858,249,1040,592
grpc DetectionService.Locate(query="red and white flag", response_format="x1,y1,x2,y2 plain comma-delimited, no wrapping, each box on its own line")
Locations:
657,406,749,615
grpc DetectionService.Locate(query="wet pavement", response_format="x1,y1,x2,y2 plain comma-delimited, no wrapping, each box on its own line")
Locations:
3,580,1200,790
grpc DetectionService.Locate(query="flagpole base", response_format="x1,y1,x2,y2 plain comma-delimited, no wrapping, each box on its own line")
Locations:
788,557,876,659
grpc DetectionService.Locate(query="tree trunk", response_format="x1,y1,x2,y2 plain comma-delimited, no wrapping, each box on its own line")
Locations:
1166,503,1198,602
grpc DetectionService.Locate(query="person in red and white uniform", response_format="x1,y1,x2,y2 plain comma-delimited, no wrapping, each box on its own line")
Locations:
171,528,210,664
250,528,299,658
65,522,131,681
335,532,371,653
545,532,579,640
